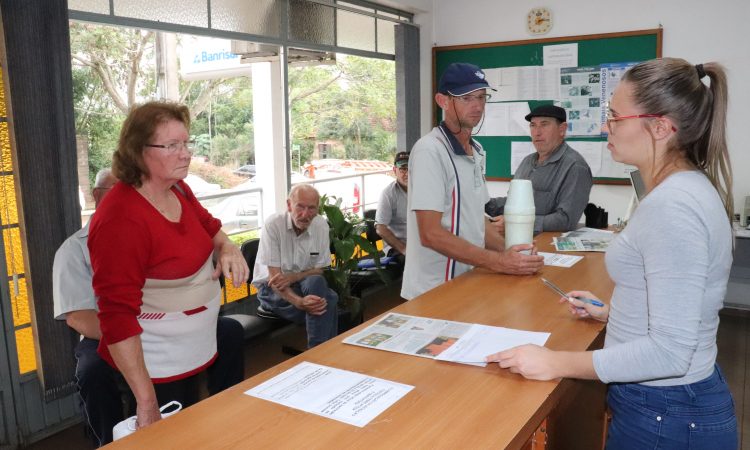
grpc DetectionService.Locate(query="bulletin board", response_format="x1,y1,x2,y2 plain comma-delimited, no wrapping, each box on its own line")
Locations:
433,28,662,184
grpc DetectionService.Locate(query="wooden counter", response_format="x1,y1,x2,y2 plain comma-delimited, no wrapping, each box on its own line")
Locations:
107,233,614,449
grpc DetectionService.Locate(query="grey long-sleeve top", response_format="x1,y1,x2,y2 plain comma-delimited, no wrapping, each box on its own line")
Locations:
485,142,592,234
594,171,732,386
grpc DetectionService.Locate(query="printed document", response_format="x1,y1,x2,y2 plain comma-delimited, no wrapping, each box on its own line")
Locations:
543,43,578,68
473,102,530,136
553,227,615,252
436,324,550,366
486,66,560,102
343,313,550,367
245,362,413,428
538,251,583,268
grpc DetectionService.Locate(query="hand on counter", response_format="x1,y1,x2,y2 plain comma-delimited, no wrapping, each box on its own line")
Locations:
487,243,544,275
485,344,559,381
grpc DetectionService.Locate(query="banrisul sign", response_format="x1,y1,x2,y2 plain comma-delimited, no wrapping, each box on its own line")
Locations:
180,36,249,81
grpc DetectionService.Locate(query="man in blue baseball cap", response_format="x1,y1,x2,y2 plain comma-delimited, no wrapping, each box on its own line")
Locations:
401,63,543,300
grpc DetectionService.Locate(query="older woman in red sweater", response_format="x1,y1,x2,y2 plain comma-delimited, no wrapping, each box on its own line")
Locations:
88,101,249,430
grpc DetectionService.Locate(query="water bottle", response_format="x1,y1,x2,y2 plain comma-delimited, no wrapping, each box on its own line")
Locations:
112,401,182,441
504,179,535,249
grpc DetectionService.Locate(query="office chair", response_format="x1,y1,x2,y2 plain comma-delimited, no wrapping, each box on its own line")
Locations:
363,209,381,245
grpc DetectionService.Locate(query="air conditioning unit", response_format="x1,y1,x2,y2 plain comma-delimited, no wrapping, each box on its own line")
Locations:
230,41,335,67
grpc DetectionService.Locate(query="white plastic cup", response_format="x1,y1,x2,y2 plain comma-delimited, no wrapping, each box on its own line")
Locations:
504,180,535,249
112,401,182,441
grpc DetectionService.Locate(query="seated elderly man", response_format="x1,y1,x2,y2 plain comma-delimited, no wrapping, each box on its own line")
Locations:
52,169,244,447
253,184,338,348
375,151,408,260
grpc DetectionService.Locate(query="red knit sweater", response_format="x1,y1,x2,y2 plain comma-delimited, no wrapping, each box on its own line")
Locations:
88,180,221,370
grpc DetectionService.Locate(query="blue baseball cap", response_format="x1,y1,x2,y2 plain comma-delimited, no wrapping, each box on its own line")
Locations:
438,63,496,96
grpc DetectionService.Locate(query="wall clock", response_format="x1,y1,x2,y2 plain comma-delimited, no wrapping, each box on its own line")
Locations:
527,7,552,35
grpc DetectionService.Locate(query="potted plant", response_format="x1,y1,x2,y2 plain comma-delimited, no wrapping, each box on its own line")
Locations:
319,194,389,331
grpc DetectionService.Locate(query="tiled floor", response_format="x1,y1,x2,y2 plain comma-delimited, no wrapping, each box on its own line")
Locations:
27,290,749,449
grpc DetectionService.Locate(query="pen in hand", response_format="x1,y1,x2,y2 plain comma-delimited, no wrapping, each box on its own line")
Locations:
541,278,604,307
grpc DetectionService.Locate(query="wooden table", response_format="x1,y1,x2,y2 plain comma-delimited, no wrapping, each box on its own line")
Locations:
107,233,614,449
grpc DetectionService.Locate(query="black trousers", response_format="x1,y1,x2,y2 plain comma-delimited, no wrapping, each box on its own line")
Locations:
74,316,244,447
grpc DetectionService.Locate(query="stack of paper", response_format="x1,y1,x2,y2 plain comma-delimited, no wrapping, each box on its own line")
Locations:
553,227,615,252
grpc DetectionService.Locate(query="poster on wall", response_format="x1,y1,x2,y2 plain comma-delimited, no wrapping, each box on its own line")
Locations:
558,66,602,136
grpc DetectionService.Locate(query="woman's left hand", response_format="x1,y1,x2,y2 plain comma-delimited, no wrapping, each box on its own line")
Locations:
485,344,559,381
213,241,249,288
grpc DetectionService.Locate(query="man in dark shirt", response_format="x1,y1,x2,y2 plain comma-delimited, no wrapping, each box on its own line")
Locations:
486,105,592,234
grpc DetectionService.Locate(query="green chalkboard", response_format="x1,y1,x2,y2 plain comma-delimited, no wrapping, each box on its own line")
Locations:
433,29,662,184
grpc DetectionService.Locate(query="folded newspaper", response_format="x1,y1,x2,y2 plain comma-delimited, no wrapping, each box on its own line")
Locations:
343,313,550,367
553,227,615,252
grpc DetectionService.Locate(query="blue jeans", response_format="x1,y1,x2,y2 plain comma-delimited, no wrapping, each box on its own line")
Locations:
257,274,339,348
606,365,737,450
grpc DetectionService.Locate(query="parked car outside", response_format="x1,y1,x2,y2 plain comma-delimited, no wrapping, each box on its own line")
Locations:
233,164,256,177
206,192,260,235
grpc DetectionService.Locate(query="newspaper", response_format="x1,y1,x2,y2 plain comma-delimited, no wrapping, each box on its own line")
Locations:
553,227,615,252
343,313,550,367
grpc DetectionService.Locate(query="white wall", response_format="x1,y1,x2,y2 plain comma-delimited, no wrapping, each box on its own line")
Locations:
400,0,750,222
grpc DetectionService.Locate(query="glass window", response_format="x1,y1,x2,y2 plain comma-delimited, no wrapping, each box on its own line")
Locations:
289,0,335,46
113,0,208,27
337,9,375,52
376,19,395,55
211,0,281,37
68,0,110,14
337,1,374,13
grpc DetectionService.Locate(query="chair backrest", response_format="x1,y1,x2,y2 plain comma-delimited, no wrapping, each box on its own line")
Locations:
363,208,380,244
240,239,260,283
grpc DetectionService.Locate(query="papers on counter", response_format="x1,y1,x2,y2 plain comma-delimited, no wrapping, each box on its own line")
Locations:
245,361,413,428
435,324,550,366
553,227,615,252
343,313,550,367
538,251,583,267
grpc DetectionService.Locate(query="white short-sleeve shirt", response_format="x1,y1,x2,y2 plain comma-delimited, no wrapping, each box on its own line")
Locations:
53,222,97,320
401,124,490,300
375,180,408,254
252,212,331,286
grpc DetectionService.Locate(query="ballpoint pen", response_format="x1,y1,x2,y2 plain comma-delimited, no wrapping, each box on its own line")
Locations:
541,277,605,307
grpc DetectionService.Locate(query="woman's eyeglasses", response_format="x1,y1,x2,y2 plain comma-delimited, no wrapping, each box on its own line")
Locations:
145,141,195,153
605,104,676,135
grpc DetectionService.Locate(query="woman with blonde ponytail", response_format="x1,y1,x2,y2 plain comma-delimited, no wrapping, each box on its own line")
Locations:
486,58,737,449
